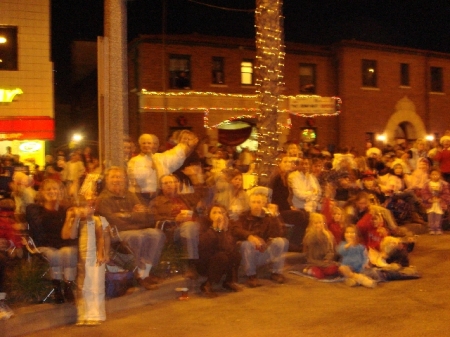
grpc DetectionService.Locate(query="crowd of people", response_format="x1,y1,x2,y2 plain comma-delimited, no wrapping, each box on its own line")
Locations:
2,130,449,324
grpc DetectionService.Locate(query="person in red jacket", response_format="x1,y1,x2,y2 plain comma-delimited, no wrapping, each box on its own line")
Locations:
357,211,389,251
432,135,450,183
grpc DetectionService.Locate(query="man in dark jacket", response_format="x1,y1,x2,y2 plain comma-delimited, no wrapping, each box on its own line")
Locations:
97,166,165,290
230,193,289,288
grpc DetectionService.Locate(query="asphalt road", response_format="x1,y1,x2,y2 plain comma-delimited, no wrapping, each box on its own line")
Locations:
23,233,450,337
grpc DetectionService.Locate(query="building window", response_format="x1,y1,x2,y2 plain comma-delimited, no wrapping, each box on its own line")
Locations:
362,59,377,87
430,67,443,92
212,57,225,84
400,63,410,86
241,60,253,85
0,26,18,71
299,64,316,93
169,54,191,89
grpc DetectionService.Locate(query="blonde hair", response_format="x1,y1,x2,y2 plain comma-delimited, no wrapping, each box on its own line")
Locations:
380,236,401,256
304,212,335,251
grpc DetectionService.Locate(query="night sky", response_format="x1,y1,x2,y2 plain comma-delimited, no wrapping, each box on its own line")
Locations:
51,0,450,86
50,0,450,139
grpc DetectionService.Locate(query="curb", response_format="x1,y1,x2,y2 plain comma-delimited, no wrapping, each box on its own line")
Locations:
0,252,305,336
0,276,188,337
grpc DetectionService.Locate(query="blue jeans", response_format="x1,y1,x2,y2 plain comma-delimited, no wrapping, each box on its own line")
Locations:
239,237,289,276
174,221,200,259
39,246,78,281
120,228,166,269
428,212,442,232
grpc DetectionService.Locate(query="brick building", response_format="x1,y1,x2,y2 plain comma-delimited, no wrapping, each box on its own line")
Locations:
125,34,450,153
0,0,54,167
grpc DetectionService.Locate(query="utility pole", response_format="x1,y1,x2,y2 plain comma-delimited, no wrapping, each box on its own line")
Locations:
98,0,128,168
254,0,285,186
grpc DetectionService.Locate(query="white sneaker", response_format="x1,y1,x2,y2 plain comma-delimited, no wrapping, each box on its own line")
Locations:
356,275,376,288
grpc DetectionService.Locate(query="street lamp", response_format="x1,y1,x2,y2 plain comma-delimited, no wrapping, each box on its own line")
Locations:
72,133,83,142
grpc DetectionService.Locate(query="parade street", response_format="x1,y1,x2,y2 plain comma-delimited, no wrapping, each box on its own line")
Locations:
22,233,449,337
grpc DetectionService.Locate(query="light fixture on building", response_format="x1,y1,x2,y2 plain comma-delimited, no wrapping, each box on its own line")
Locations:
376,134,387,143
425,134,435,142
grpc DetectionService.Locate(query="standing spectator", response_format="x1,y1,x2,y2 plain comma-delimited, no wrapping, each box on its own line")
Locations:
62,197,110,326
431,135,450,183
421,168,450,234
127,133,198,204
62,151,85,203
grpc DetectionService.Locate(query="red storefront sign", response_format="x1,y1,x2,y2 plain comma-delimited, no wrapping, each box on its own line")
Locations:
0,116,54,140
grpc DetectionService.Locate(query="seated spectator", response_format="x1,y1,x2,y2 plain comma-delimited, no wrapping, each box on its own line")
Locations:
356,211,389,251
288,158,322,212
197,205,242,298
284,141,303,161
332,171,360,207
149,174,201,279
268,154,309,252
345,191,414,242
302,212,339,280
10,171,36,225
337,225,377,288
407,157,431,199
26,179,78,303
0,198,22,319
213,169,249,221
360,170,385,205
230,193,288,287
322,197,345,244
380,160,426,224
368,236,419,282
97,167,165,290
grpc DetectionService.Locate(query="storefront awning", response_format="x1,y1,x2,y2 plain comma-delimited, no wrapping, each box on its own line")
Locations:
0,116,54,140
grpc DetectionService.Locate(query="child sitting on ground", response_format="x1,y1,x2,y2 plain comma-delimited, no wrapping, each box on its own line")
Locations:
322,197,345,245
368,236,420,281
356,211,389,251
336,225,377,288
302,212,340,279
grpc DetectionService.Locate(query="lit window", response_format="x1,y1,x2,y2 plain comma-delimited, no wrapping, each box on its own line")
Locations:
299,64,316,93
362,59,377,87
169,55,191,89
0,26,18,71
241,60,253,85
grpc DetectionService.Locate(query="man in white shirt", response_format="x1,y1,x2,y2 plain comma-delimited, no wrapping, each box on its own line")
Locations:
127,132,198,203
288,158,322,212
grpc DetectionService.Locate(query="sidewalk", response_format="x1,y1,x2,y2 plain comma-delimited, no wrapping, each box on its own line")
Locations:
0,252,306,337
